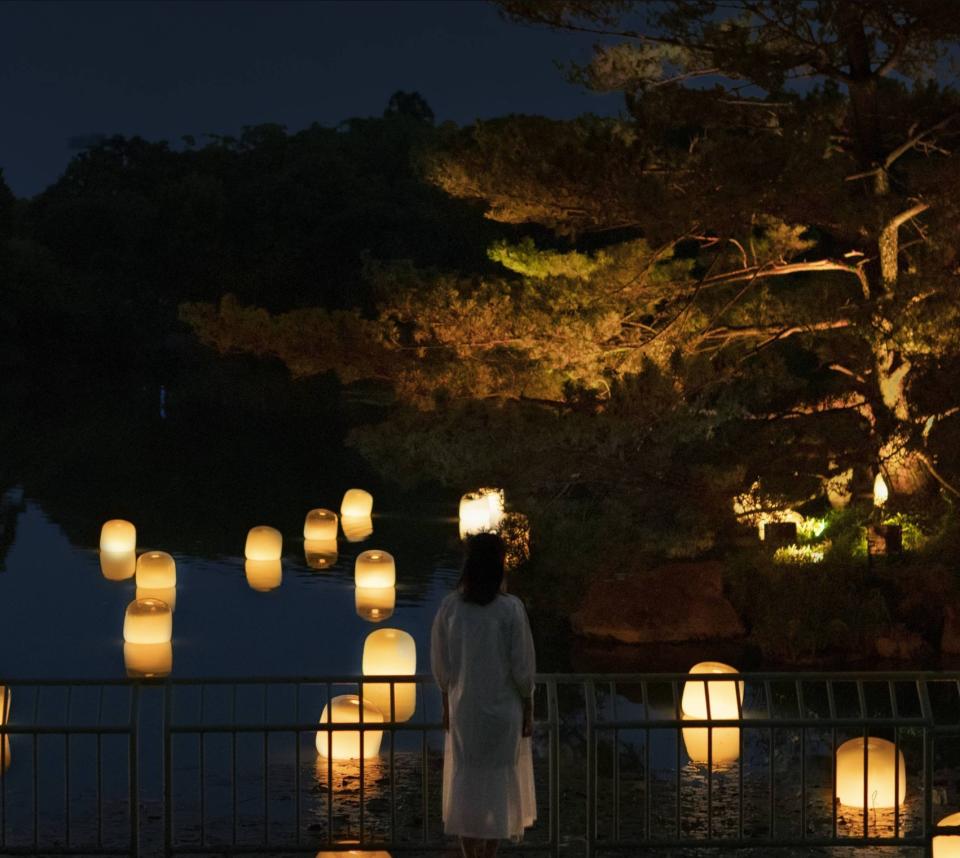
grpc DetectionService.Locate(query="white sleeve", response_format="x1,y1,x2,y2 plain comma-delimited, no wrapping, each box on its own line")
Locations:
431,598,451,692
510,597,537,698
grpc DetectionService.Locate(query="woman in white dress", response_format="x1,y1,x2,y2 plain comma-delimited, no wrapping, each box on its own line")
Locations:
430,533,537,858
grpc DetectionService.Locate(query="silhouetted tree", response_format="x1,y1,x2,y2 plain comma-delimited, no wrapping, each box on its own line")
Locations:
384,90,435,124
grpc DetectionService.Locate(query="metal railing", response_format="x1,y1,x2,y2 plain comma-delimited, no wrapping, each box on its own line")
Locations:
2,672,960,855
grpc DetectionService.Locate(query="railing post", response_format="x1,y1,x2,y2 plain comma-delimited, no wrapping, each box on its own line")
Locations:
130,683,140,858
164,680,172,858
919,679,935,857
547,679,560,858
585,679,597,858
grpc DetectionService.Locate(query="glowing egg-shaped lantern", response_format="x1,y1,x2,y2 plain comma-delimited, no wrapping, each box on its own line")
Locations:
355,550,395,589
123,642,173,678
245,525,282,561
245,559,282,592
100,551,136,581
0,686,9,772
304,508,338,540
315,695,383,760
835,737,906,808
304,538,338,570
935,812,960,857
341,489,373,519
681,716,741,765
100,519,136,554
136,586,177,612
136,550,176,587
681,662,743,720
362,629,417,722
874,472,890,508
122,598,172,644
355,586,396,622
341,515,373,543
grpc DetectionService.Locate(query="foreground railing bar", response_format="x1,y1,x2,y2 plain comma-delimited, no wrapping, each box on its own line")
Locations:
894,725,901,839
599,835,931,849
610,680,619,842
170,721,446,733
32,731,38,850
585,680,596,858
671,679,680,842
421,714,428,845
0,725,159,735
576,716,927,730
359,678,365,845
919,678,934,843
164,679,173,858
389,683,396,848
0,848,133,855
130,684,140,856
295,688,302,850
199,684,206,848
231,684,237,849
640,679,650,844
547,679,560,858
862,721,869,840
169,843,552,854
64,685,72,849
96,684,104,849
326,680,333,847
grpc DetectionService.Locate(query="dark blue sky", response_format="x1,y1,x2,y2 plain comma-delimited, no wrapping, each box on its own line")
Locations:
0,0,621,197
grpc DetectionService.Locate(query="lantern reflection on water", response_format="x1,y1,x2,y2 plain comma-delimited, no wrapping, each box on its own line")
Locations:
100,551,136,581
123,598,172,644
342,515,373,543
245,559,282,591
835,736,906,808
315,695,383,760
1,686,9,771
355,586,395,622
245,526,282,561
341,489,373,518
136,551,176,587
304,508,338,540
935,812,960,857
316,851,391,858
362,629,416,722
124,642,173,677
100,519,136,553
304,538,338,569
680,662,743,765
355,550,395,589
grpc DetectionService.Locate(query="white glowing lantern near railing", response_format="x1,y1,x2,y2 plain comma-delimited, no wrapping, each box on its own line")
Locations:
136,586,177,612
304,538,338,570
835,736,906,808
245,559,282,592
341,515,373,543
100,551,136,581
304,508,338,540
245,525,282,561
458,488,505,539
680,661,744,765
100,519,136,554
362,629,417,722
874,472,890,508
355,587,396,623
935,812,960,857
315,695,383,760
0,686,9,772
123,642,173,678
341,489,373,519
681,716,741,766
136,551,176,587
122,598,172,644
355,550,395,589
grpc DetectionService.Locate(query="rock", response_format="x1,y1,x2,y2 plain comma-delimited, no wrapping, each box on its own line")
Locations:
875,624,925,660
571,561,745,644
942,606,960,655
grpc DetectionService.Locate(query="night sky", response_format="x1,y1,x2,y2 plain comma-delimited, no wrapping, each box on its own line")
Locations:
0,0,621,198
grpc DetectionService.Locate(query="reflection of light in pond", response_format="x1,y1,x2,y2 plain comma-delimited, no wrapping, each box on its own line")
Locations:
342,515,373,542
123,598,172,644
836,737,906,808
355,587,395,622
362,628,416,722
100,551,136,581
124,642,172,677
304,508,338,540
100,519,136,553
136,585,177,612
245,559,282,591
1,686,10,771
245,525,282,560
355,550,395,589
935,812,960,856
341,489,373,518
316,694,383,760
304,538,338,570
136,550,176,587
316,850,391,857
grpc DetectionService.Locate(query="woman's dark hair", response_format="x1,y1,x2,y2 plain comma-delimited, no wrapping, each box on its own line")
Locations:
458,532,506,605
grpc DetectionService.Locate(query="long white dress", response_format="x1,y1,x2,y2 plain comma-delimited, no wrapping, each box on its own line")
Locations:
430,591,537,841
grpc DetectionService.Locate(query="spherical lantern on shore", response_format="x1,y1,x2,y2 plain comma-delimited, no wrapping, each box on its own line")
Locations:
122,598,172,644
245,559,282,592
835,737,906,808
315,695,383,760
935,812,960,857
355,550,395,589
304,509,338,541
136,551,176,588
681,662,743,720
245,526,282,561
124,642,173,678
304,538,338,570
341,515,373,543
100,519,136,554
355,587,396,623
100,551,136,581
341,489,373,519
681,718,741,766
362,629,417,722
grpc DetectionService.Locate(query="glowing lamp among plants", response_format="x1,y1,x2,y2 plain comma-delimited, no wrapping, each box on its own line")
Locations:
341,489,373,519
124,642,173,678
304,509,338,541
304,538,338,570
355,587,396,623
100,551,136,581
835,737,906,808
245,525,282,561
355,550,395,589
315,694,384,760
122,598,172,644
100,519,136,554
245,559,282,592
935,812,960,857
362,628,417,722
874,473,890,508
136,551,176,588
458,488,505,539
